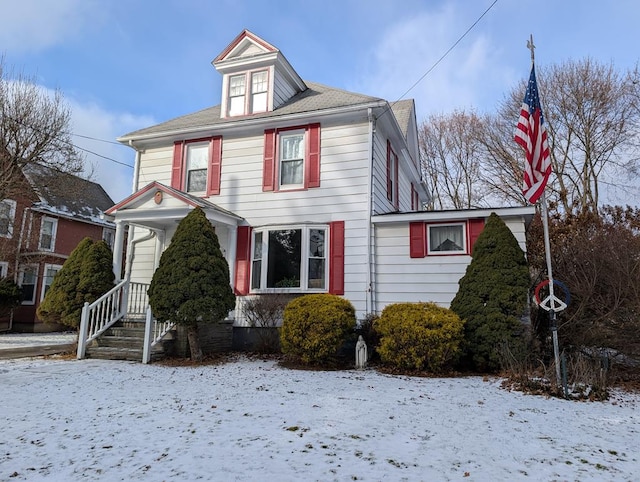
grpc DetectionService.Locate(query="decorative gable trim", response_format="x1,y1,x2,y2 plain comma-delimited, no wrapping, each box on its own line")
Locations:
213,29,278,64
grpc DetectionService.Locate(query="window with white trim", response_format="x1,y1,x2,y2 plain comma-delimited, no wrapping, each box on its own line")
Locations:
41,264,62,301
228,74,246,116
0,199,17,238
227,69,269,117
38,217,58,251
427,223,466,255
19,264,38,305
279,130,305,188
102,228,115,248
250,225,327,291
185,142,209,192
251,71,268,113
0,261,8,278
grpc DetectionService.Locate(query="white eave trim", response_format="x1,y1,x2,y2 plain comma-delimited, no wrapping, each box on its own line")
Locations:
117,100,388,146
371,206,536,224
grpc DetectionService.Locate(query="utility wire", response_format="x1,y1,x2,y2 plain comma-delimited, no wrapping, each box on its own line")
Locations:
5,113,133,168
384,0,499,118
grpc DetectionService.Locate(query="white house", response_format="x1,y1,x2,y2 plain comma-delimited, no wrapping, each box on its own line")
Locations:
95,30,533,352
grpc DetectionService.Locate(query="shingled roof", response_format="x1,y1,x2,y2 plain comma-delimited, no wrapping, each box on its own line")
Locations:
22,163,115,226
119,81,391,141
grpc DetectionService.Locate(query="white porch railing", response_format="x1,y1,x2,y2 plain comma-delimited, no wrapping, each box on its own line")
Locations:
77,280,159,361
142,306,176,364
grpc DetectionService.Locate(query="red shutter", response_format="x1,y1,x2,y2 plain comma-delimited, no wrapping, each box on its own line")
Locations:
262,129,276,191
329,221,345,295
306,123,321,188
171,141,184,190
468,218,485,255
234,226,252,295
394,151,399,210
409,222,426,258
386,140,392,202
207,136,223,196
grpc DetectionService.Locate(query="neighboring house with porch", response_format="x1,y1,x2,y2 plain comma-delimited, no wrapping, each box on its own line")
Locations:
0,163,115,332
95,30,533,356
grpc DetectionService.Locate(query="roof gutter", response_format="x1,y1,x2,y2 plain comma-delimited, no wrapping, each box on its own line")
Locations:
116,100,388,145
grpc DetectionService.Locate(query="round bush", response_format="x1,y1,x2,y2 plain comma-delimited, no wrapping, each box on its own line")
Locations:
280,294,356,364
376,302,464,372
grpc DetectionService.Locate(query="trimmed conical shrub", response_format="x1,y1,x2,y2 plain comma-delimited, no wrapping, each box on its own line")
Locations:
148,207,235,361
450,213,530,372
38,237,94,328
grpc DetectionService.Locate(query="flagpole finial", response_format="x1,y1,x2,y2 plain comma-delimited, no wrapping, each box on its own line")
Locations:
527,34,535,64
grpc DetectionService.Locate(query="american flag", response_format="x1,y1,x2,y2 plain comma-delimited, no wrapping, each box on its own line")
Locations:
514,65,551,204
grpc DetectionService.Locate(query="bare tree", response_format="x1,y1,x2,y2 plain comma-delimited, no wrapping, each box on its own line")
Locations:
419,110,488,210
419,58,640,214
0,59,84,202
483,58,640,213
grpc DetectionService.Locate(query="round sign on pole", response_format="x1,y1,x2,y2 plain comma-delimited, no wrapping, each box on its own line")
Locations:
534,279,570,312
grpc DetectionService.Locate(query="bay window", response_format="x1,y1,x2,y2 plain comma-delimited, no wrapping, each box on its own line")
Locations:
250,225,327,292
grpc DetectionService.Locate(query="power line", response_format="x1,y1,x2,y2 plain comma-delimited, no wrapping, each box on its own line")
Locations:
5,113,134,168
388,0,499,110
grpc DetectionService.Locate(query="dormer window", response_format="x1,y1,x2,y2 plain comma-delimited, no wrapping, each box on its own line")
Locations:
227,69,269,117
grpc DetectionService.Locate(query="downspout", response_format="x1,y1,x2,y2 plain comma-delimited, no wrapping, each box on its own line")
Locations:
366,108,376,316
125,141,143,280
124,229,157,281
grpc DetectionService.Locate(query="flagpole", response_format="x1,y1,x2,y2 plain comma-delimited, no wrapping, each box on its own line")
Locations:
528,34,562,387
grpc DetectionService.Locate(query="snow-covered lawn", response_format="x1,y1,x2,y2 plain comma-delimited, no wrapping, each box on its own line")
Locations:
0,355,638,481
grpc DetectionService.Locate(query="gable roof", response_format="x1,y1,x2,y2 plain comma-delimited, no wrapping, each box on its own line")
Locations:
22,163,115,226
118,82,389,142
390,99,415,140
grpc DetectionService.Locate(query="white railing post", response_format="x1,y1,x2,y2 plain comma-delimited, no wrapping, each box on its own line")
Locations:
142,306,153,364
77,302,90,359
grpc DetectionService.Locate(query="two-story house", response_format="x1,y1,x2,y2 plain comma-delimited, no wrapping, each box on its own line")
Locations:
104,30,533,345
0,163,115,332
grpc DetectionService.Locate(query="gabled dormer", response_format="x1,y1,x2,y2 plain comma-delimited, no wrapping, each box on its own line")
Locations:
212,29,307,118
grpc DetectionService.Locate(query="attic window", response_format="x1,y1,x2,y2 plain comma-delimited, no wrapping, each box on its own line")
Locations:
226,69,269,116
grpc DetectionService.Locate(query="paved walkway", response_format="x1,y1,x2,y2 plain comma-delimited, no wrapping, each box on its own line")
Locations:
0,332,76,359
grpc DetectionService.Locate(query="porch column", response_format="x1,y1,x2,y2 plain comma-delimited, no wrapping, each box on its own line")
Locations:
227,226,237,290
154,230,166,271
112,221,126,281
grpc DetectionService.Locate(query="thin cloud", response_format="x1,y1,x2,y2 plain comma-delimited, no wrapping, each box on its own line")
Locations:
0,0,102,53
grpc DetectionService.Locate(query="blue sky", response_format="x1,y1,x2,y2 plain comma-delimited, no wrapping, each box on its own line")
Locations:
2,0,639,202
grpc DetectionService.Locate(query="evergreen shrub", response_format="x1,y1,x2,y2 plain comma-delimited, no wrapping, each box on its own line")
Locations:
450,213,530,372
280,294,356,364
0,278,21,316
375,302,464,372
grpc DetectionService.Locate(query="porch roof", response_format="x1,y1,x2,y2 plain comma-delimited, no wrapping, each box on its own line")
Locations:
104,182,244,229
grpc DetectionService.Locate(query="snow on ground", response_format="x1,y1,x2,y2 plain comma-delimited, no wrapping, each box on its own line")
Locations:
0,356,638,481
0,332,76,349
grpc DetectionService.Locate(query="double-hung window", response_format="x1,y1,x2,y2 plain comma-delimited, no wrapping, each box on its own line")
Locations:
0,261,8,278
279,130,305,188
185,142,209,193
39,217,58,251
19,265,38,305
0,199,17,238
41,264,62,301
227,70,269,116
386,140,399,209
228,74,246,116
250,225,327,292
251,71,268,113
172,137,223,196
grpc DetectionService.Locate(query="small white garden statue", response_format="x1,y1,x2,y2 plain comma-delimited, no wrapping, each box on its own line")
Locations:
355,335,367,370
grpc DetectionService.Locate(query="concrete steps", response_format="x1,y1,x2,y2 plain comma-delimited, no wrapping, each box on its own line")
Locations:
85,319,174,362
